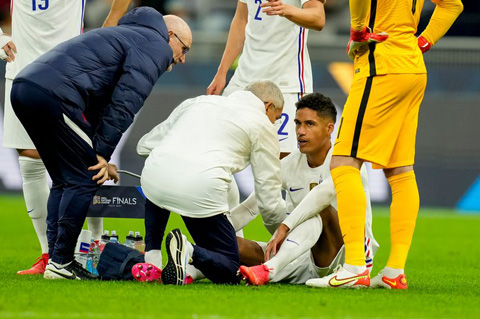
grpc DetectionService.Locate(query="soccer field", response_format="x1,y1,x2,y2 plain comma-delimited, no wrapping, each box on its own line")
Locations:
0,195,479,319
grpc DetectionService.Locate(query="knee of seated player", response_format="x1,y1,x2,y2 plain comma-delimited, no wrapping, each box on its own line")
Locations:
237,237,264,266
317,206,344,250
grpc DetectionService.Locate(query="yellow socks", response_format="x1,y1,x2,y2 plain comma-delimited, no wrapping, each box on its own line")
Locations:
331,166,366,267
386,170,420,270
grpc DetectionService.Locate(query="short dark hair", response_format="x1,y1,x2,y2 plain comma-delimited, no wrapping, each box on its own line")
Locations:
295,93,337,123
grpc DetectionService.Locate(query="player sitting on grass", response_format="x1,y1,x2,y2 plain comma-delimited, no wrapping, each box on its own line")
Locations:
234,93,378,285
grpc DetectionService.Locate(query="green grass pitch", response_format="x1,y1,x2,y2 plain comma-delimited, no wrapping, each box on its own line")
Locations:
0,195,479,319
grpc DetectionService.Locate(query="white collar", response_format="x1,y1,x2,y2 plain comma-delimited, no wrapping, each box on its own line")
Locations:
228,91,265,114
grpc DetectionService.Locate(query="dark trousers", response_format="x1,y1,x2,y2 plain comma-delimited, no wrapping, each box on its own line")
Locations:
12,81,100,264
144,199,240,284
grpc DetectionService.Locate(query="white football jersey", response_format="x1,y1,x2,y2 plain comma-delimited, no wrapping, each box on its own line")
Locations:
6,0,85,79
281,147,379,257
281,147,370,213
229,0,313,94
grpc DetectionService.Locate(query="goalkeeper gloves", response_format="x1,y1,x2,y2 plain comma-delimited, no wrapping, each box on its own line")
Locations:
347,27,388,60
417,35,432,54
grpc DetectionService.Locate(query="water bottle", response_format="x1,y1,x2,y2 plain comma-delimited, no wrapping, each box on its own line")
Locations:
87,238,100,275
124,231,135,249
134,231,145,253
98,230,110,252
110,230,119,244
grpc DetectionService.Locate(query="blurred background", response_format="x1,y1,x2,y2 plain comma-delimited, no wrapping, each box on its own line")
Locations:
0,0,479,210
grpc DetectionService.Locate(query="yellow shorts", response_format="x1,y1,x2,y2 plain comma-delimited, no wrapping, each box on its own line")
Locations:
333,73,427,169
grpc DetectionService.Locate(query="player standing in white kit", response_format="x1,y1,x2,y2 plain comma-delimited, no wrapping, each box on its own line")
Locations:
2,0,102,275
208,0,325,155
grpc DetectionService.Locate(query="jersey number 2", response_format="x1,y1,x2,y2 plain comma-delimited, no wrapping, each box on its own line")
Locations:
32,0,49,11
254,0,263,21
278,113,289,136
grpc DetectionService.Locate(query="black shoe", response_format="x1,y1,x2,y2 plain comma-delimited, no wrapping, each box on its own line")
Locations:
161,228,187,285
44,260,98,280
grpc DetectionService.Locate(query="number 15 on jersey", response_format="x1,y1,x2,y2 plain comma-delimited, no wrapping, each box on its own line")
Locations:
32,0,49,11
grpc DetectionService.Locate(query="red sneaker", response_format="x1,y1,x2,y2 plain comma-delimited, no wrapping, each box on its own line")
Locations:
371,272,408,290
131,263,162,282
238,264,271,286
17,253,49,275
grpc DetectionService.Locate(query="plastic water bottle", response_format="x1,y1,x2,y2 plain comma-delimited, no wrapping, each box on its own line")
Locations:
124,231,135,249
98,230,110,252
110,230,119,244
134,231,145,253
87,238,100,275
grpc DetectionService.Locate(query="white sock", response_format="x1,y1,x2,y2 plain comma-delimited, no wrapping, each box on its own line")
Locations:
264,216,322,280
145,249,162,268
186,242,204,280
344,263,367,274
19,156,49,254
186,240,194,258
86,217,103,241
383,266,404,278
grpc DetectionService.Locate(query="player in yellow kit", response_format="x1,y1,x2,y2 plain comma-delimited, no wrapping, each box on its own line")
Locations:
306,0,463,289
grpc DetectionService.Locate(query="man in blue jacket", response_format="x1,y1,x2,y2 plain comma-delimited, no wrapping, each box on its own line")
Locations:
11,7,192,280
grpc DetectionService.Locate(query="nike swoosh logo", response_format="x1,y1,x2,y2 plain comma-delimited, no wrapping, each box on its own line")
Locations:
329,274,368,287
279,137,288,142
49,268,77,280
334,141,340,146
27,209,34,214
383,278,397,287
289,187,304,192
285,239,299,245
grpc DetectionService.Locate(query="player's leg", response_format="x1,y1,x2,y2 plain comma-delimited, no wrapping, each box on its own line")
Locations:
239,215,322,286
4,79,50,274
371,73,426,289
237,237,265,266
86,217,103,241
320,75,413,288
310,205,344,268
17,151,50,274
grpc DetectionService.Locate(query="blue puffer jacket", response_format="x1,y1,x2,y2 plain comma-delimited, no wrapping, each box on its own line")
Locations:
14,7,173,161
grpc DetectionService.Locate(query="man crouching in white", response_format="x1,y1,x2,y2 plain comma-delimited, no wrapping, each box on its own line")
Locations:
134,80,286,284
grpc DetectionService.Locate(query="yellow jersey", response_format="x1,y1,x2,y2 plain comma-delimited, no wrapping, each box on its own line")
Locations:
352,0,427,79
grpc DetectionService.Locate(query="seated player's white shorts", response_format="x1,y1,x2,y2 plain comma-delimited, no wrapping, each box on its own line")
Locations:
223,83,300,153
3,78,35,149
256,242,345,284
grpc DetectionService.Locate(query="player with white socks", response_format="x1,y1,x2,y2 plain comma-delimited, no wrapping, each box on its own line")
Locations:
1,0,104,275
235,93,378,285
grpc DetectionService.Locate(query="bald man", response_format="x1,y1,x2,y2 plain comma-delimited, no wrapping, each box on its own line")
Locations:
11,7,192,280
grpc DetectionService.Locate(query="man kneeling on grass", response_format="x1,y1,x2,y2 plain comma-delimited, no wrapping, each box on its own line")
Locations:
134,80,286,285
